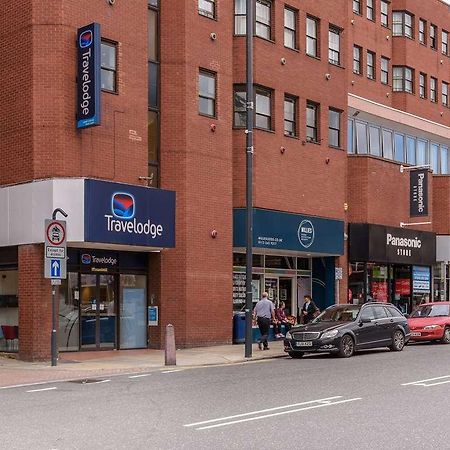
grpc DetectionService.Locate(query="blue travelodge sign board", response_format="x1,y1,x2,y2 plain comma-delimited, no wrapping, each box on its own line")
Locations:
233,208,344,255
76,23,101,129
84,179,176,248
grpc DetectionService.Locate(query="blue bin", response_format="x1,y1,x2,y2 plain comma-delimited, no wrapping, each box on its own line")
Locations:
232,312,246,344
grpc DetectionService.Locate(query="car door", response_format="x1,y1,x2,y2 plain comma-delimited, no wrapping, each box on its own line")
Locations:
354,305,378,348
372,305,392,345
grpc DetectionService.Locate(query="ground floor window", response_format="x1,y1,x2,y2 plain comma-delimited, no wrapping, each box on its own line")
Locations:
0,270,18,352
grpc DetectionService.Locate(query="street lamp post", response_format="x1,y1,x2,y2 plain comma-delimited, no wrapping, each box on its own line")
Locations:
244,0,254,359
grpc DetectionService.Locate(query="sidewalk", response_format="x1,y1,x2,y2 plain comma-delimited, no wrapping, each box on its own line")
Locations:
0,341,286,388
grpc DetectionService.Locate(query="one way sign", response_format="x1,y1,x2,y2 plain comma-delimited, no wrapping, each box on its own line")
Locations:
51,260,61,278
44,219,67,279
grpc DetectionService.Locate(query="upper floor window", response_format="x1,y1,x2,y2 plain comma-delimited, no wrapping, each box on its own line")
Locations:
419,19,426,45
442,30,449,56
328,26,341,65
329,108,341,148
442,82,449,107
198,70,216,117
430,77,437,102
381,1,389,27
235,0,246,34
284,95,297,137
381,56,389,84
367,51,375,80
284,7,297,50
255,87,272,130
393,66,413,93
353,45,362,74
198,0,215,19
419,73,427,98
353,0,361,14
101,41,117,93
256,0,272,40
393,11,413,38
430,24,437,49
306,16,319,57
367,0,374,21
306,101,319,142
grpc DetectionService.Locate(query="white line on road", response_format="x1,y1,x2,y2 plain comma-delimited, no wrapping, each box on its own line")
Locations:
161,369,183,373
191,398,362,430
402,375,450,386
128,374,152,379
85,379,111,385
26,387,57,393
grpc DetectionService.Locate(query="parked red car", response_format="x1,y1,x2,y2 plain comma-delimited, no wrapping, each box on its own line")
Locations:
408,302,450,343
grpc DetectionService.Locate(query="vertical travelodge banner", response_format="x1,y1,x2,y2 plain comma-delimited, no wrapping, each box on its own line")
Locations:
410,169,428,217
76,23,101,129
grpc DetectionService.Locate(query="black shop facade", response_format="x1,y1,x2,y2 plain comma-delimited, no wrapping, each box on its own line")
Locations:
348,223,436,315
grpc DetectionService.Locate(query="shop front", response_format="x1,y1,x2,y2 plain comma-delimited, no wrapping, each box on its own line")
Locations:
348,223,436,314
233,208,344,333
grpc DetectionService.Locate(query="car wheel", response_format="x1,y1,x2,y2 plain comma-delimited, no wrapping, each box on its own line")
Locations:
338,335,354,358
288,351,304,359
389,330,405,351
441,327,450,344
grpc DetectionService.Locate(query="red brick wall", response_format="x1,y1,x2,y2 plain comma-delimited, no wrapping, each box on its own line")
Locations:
433,177,450,234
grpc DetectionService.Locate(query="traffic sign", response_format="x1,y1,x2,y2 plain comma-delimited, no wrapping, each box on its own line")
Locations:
44,219,67,279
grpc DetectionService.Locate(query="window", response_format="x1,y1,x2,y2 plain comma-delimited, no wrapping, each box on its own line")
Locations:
198,70,216,117
441,145,449,174
393,66,413,93
419,19,426,44
360,306,376,321
233,87,247,127
430,77,437,102
443,31,449,56
419,73,427,98
329,108,341,148
369,125,381,156
353,46,362,74
348,119,354,154
235,0,246,34
148,62,159,108
442,82,449,107
306,101,319,142
417,139,428,165
381,57,389,84
367,0,374,21
328,26,341,65
381,1,389,27
382,129,393,159
406,136,416,165
393,11,413,38
284,7,297,49
284,95,297,137
198,0,215,19
101,41,117,92
394,133,405,162
355,121,368,154
256,0,271,40
430,24,437,49
306,16,319,57
353,0,361,14
255,87,272,130
431,143,439,173
367,51,375,80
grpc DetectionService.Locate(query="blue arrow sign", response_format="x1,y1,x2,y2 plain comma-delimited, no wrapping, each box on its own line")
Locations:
51,260,61,278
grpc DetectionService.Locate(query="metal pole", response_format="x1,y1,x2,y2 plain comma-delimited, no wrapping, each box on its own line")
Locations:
244,0,254,359
51,285,57,366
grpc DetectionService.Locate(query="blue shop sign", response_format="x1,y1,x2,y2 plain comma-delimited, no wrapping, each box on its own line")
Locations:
84,179,175,248
233,208,344,255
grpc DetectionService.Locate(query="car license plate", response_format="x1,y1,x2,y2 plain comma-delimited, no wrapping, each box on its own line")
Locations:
411,332,421,337
296,341,312,347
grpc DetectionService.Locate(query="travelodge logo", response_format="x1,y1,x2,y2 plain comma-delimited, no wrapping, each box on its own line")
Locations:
79,30,93,48
81,254,92,264
105,192,163,239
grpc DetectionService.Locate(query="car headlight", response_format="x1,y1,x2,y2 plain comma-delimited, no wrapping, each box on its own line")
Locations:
285,331,293,339
321,329,339,339
424,324,442,330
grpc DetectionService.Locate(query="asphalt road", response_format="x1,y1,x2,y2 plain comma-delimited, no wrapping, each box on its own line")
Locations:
2,342,450,450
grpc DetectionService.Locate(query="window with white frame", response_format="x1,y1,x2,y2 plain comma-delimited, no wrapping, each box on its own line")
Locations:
367,0,374,20
284,7,297,49
101,41,117,92
329,108,341,148
198,70,216,117
284,95,297,137
306,16,319,57
353,0,361,14
306,101,319,142
419,73,427,99
393,66,413,93
419,19,426,44
353,46,362,74
256,0,271,40
430,77,437,102
255,87,272,130
381,1,389,27
381,57,389,84
367,51,375,80
328,26,341,65
234,0,246,35
198,0,215,19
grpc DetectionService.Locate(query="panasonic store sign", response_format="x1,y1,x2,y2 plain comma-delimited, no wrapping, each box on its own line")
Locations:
76,23,101,129
84,180,176,248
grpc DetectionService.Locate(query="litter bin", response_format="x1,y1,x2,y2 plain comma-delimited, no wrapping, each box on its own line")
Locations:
232,312,246,344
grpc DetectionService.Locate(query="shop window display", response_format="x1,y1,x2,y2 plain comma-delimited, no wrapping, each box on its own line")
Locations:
0,270,19,352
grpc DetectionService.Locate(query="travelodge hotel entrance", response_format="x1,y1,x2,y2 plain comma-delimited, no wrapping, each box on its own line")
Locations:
0,178,175,359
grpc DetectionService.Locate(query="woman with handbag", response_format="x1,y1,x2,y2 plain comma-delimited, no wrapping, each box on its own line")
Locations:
301,295,320,324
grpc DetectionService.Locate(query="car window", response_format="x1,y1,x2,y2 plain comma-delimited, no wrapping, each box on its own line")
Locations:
411,304,450,317
373,306,388,319
313,305,360,322
360,306,376,321
386,306,403,318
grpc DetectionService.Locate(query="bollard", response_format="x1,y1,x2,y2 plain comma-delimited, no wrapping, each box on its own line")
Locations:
165,324,176,366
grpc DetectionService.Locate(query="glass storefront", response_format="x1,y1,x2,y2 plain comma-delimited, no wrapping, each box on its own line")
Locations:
0,270,19,352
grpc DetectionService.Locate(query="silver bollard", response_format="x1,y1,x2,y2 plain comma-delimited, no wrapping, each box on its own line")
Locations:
165,324,176,366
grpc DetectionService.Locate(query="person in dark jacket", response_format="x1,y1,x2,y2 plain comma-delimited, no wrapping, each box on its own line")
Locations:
301,295,319,324
273,301,291,338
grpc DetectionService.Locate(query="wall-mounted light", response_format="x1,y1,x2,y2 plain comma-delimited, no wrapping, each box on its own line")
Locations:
211,229,218,238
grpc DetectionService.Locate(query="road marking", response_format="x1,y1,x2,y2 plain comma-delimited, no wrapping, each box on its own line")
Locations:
128,374,152,379
402,375,450,387
161,369,183,373
85,379,111,385
26,387,57,393
184,396,361,430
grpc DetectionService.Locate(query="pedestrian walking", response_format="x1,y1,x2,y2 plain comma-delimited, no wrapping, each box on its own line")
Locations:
253,292,275,350
301,295,319,324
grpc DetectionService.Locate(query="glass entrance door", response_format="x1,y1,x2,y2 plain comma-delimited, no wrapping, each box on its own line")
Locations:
80,274,117,350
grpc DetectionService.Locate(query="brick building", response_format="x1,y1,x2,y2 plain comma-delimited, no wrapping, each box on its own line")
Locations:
0,0,448,360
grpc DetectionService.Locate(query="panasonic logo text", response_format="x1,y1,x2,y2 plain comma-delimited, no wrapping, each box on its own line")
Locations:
105,215,163,238
386,233,422,249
